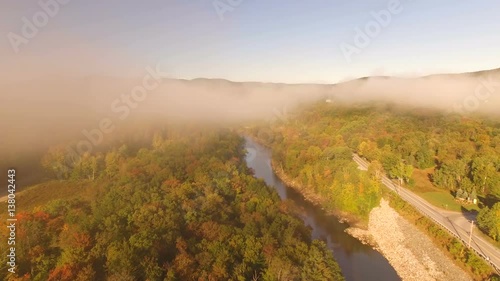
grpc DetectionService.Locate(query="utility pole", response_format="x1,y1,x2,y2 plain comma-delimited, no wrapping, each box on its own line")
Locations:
468,220,474,248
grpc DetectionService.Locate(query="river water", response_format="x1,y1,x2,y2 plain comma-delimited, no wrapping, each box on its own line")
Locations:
244,137,400,281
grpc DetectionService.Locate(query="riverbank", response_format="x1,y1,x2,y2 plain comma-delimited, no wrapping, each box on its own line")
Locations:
348,199,472,281
248,135,369,227
245,136,401,280
268,154,472,280
270,159,362,226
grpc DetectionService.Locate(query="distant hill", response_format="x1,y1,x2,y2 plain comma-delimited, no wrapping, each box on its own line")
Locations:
1,67,499,172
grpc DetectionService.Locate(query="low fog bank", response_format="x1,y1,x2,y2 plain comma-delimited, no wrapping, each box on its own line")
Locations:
331,68,500,115
0,76,331,155
1,67,500,168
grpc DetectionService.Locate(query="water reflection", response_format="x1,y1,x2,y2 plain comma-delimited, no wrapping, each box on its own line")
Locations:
244,137,400,281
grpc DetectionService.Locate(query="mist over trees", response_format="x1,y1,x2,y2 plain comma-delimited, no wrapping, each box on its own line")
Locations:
1,67,500,188
0,129,343,281
1,61,500,280
250,102,500,237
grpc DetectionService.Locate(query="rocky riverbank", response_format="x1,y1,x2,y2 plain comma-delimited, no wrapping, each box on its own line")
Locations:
270,158,471,280
348,199,472,281
249,136,472,280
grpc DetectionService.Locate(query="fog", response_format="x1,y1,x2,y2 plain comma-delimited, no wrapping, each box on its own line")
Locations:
1,64,500,182
2,1,500,187
331,69,500,115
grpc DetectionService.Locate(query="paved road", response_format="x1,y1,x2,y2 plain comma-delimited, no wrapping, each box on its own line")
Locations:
353,154,500,273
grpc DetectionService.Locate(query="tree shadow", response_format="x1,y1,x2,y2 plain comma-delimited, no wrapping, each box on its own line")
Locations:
479,194,500,209
427,172,434,183
448,189,455,197
460,206,478,221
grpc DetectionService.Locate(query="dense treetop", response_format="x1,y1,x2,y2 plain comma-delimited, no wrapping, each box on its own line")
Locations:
250,103,500,237
1,129,343,281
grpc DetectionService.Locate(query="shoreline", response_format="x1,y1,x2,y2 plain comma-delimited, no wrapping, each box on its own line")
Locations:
247,136,362,226
270,159,360,226
272,163,472,280
358,199,472,281
254,138,472,280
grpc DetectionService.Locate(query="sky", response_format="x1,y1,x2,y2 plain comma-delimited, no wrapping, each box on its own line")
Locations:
1,0,500,83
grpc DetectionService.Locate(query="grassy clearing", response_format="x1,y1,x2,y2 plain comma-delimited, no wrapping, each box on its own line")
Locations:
0,180,102,218
407,168,500,257
412,167,437,192
411,168,480,212
383,189,498,281
417,191,480,212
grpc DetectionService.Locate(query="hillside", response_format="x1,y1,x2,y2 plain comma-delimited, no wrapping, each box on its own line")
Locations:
0,129,343,281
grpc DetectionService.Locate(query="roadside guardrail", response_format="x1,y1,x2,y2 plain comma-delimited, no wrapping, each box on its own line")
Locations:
353,154,500,274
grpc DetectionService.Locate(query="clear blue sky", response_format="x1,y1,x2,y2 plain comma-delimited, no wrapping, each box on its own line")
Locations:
2,0,500,83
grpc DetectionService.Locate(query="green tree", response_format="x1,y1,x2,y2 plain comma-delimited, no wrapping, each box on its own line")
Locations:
41,145,72,179
471,156,499,195
301,241,343,281
368,160,383,180
477,203,500,241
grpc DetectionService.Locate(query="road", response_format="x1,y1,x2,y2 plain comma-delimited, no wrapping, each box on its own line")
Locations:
353,154,500,273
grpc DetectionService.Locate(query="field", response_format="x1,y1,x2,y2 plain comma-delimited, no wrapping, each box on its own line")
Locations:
0,180,101,218
410,168,480,212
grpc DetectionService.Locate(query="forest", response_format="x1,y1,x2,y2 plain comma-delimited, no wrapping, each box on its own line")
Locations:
250,102,500,240
2,101,499,280
0,128,343,281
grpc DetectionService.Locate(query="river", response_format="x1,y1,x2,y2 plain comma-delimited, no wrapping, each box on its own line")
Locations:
244,137,400,281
